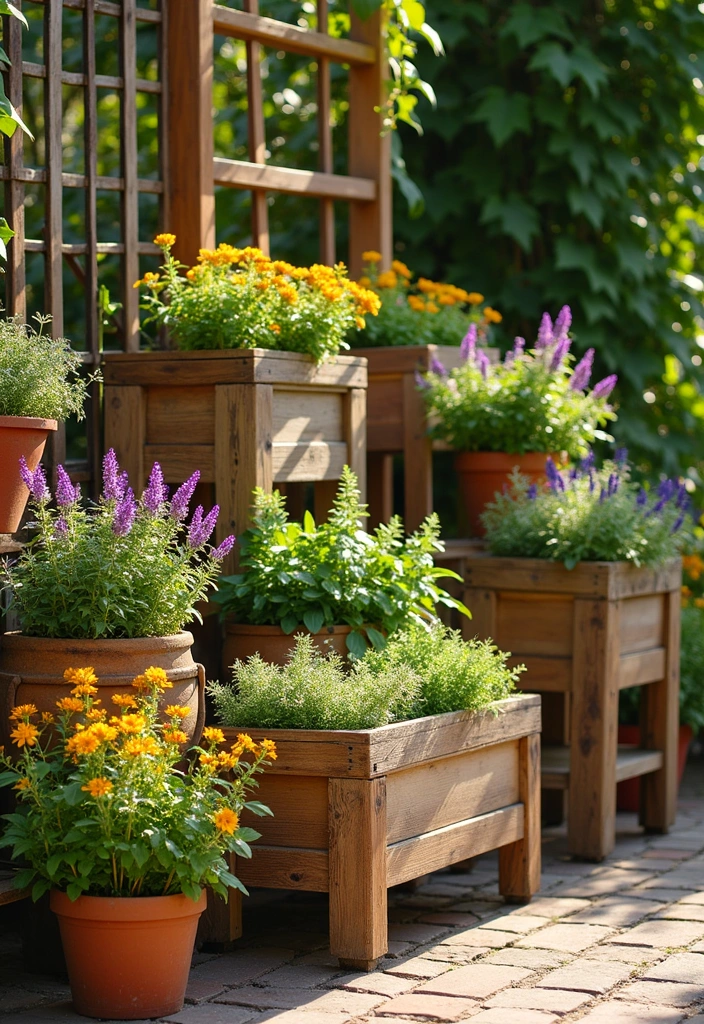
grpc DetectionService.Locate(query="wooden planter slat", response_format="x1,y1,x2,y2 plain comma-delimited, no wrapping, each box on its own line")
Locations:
207,694,541,968
458,555,681,860
103,349,368,574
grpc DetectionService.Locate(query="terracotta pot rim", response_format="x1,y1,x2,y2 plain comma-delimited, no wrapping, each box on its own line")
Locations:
0,415,58,431
2,630,194,649
225,623,351,636
50,889,206,922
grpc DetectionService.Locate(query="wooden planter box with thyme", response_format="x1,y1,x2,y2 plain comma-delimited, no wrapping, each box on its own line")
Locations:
462,555,682,861
210,694,540,969
102,349,367,572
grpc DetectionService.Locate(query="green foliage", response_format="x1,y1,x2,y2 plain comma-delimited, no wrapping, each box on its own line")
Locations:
364,622,522,718
423,322,615,456
0,316,89,421
394,0,704,487
482,458,687,569
210,633,420,731
213,466,469,657
0,669,274,902
211,624,521,730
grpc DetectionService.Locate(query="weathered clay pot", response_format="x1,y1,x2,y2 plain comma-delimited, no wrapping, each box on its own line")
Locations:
0,415,58,534
51,889,206,1019
223,622,351,672
0,631,205,746
454,450,551,537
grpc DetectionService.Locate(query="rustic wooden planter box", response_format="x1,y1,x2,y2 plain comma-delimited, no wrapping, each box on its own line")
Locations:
461,555,682,860
210,695,540,969
354,344,498,531
103,349,367,572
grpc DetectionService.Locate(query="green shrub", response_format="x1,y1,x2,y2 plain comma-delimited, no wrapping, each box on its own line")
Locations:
482,455,687,569
0,316,89,421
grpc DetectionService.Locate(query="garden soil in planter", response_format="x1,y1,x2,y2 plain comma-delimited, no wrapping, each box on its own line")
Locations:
0,631,205,746
454,451,550,537
223,623,351,670
51,889,206,1019
0,416,57,534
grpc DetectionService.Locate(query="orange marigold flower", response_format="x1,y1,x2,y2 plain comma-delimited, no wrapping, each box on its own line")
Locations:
260,738,277,761
165,704,191,720
81,777,113,798
56,697,85,714
163,728,188,745
112,694,138,709
14,777,31,791
203,727,225,745
467,292,484,305
9,704,38,720
362,250,382,264
213,807,239,834
64,668,98,687
154,233,176,248
66,731,100,757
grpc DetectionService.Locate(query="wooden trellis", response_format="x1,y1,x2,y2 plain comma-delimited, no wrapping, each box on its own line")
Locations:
1,0,391,490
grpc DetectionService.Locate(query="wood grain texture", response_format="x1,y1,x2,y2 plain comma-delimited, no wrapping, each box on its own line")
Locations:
329,777,387,964
498,733,541,900
104,386,146,490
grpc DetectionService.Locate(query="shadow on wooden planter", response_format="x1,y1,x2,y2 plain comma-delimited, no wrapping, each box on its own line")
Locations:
201,694,541,970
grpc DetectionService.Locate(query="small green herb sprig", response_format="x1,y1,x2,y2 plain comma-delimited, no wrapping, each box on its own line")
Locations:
481,452,688,569
213,466,469,658
0,316,90,421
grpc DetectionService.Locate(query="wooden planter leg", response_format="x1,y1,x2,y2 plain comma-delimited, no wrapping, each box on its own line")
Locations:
328,776,387,971
640,588,680,833
499,732,541,902
568,599,620,861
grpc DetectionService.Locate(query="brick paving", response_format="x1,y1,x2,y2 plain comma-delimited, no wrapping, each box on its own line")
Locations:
0,765,703,1023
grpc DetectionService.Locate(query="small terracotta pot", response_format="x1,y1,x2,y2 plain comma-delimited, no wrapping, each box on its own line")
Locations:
0,632,205,747
616,724,693,813
223,622,351,672
454,451,551,537
51,889,206,1019
0,415,58,534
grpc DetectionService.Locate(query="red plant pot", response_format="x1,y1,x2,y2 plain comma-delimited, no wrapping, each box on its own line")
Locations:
616,724,693,813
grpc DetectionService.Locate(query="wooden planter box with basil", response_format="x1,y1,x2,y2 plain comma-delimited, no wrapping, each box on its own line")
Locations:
207,694,540,969
102,350,367,572
462,556,682,861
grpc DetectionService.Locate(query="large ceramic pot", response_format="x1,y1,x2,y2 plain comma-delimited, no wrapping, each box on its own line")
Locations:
223,622,351,672
0,416,58,534
454,450,550,537
51,889,206,1019
616,723,693,813
0,632,205,746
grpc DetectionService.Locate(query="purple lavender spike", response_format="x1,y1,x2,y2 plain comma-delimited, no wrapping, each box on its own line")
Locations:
476,349,490,380
143,462,169,513
536,312,553,350
553,305,572,340
592,374,618,399
570,348,594,391
56,465,80,507
188,504,219,549
430,356,447,377
112,488,136,537
171,471,200,521
550,335,571,371
460,323,477,361
103,449,128,501
212,534,236,560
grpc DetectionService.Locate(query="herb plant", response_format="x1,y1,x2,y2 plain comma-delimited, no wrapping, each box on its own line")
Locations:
0,664,275,902
213,466,469,658
136,235,380,363
481,452,688,569
422,307,616,457
350,252,501,349
4,451,235,639
0,316,89,421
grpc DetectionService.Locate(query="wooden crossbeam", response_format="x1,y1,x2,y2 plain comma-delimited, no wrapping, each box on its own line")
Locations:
214,157,376,202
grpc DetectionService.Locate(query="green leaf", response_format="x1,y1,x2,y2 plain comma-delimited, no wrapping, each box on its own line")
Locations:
469,87,531,147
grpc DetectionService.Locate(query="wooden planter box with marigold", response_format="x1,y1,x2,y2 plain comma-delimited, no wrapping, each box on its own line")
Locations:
102,349,367,573
204,695,541,970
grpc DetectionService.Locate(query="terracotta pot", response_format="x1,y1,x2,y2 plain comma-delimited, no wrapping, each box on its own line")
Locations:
454,450,551,537
51,889,206,1019
616,724,693,813
0,415,58,534
0,632,205,747
223,622,351,671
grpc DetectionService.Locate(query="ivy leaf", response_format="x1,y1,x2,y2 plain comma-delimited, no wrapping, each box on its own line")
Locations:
527,42,573,88
480,193,539,251
567,185,604,229
499,3,574,48
469,87,531,147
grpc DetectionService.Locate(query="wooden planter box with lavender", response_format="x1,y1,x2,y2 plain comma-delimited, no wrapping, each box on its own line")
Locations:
462,555,682,861
210,694,541,970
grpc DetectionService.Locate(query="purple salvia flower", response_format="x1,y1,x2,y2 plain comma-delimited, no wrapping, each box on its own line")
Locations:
430,356,447,377
188,504,220,548
550,335,571,372
536,312,553,350
414,369,430,391
54,516,68,539
636,488,648,507
212,534,236,560
56,464,80,507
19,457,50,502
553,304,572,340
570,348,595,392
143,462,168,513
102,448,128,501
460,323,477,361
112,488,137,537
527,483,538,500
592,374,618,400
614,447,628,466
171,470,201,521
476,349,490,380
